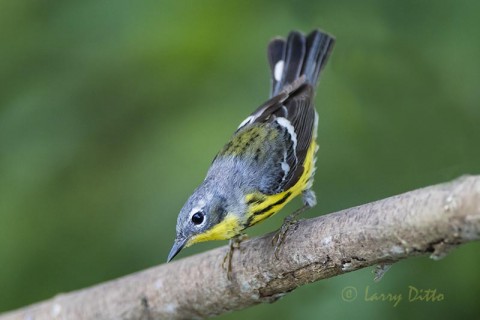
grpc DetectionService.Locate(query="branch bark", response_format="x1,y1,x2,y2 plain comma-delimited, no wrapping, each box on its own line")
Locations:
2,175,480,320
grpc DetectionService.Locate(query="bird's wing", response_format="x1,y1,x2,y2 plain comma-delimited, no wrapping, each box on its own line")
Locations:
233,80,316,194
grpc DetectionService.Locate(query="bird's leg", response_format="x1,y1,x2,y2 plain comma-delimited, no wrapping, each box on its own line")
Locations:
272,189,316,258
222,233,248,280
272,205,310,257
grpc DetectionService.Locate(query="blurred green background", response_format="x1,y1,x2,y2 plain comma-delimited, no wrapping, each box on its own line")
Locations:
1,0,479,319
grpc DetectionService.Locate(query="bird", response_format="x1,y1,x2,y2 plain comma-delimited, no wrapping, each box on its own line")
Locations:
167,29,335,265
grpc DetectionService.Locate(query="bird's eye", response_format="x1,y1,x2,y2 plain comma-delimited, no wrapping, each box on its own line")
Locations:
191,211,205,225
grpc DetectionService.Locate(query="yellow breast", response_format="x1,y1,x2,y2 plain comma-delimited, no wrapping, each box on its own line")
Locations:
186,139,317,246
245,139,318,226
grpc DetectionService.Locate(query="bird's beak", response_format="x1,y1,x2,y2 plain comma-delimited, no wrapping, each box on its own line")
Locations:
167,237,188,262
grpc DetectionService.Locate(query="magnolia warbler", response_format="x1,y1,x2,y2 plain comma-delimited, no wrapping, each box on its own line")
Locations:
167,29,335,263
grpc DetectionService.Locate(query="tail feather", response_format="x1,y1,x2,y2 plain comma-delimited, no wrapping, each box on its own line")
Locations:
268,29,335,97
281,32,306,92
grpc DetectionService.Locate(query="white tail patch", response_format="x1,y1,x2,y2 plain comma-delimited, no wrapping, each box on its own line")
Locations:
274,60,284,81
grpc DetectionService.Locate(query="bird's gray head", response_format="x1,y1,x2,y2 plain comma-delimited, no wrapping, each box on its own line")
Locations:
167,181,242,262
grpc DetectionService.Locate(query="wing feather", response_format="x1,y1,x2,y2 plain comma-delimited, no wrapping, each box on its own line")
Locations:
233,80,315,194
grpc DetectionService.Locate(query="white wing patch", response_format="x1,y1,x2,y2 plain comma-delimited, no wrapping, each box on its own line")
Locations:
237,115,254,129
313,110,319,139
281,157,290,177
274,60,284,81
276,117,298,188
275,117,298,151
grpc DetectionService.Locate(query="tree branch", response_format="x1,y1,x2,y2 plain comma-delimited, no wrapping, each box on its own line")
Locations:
2,175,480,320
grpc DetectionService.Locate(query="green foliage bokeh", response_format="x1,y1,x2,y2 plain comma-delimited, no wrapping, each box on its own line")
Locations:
1,0,479,318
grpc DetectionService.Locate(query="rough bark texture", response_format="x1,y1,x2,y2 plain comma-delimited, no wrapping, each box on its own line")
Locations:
1,175,480,320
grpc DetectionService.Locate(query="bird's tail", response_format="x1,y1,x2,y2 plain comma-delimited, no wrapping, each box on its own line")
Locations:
267,29,335,97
